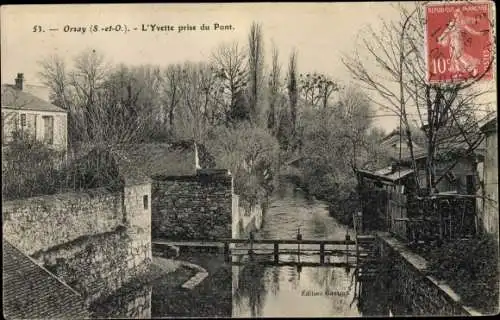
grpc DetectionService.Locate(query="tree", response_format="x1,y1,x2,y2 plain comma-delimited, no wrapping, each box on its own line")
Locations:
342,2,495,195
175,61,218,142
39,49,157,147
211,41,249,123
161,64,183,128
267,43,281,134
286,49,298,142
299,72,340,109
247,22,265,123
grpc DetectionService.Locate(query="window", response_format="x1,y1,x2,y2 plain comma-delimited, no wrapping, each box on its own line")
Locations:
143,195,149,210
42,115,54,144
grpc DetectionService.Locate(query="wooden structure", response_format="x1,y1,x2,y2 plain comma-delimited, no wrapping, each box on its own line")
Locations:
154,233,379,269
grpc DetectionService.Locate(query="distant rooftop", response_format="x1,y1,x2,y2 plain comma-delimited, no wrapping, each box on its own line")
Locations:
2,241,90,319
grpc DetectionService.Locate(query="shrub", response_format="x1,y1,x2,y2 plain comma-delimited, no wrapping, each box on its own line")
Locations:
425,234,499,314
204,122,280,209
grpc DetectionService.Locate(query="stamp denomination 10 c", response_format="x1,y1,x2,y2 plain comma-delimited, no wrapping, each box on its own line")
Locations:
425,1,494,83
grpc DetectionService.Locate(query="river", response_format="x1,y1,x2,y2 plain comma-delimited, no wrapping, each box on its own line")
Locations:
232,181,390,317
90,181,392,318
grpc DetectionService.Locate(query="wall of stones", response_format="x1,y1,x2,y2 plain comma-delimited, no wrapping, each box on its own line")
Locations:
379,236,475,316
2,188,124,255
2,184,152,304
152,170,232,240
32,228,150,305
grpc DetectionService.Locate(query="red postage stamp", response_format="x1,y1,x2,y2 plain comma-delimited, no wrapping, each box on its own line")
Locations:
425,1,494,83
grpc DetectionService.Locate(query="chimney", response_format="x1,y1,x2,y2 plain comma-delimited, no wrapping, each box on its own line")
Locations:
15,73,24,91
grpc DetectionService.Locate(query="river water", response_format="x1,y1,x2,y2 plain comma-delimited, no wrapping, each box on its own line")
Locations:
232,182,390,317
91,181,392,318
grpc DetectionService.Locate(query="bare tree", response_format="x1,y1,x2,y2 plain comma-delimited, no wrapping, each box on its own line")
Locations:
247,22,265,122
342,2,495,195
299,72,340,109
267,43,281,134
161,64,183,128
211,41,249,123
38,55,71,110
176,62,218,142
286,49,298,139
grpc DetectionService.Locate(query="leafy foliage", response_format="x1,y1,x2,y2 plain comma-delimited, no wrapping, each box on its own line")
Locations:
424,234,499,314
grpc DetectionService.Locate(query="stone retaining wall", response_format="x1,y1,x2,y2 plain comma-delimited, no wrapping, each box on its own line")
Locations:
379,235,481,316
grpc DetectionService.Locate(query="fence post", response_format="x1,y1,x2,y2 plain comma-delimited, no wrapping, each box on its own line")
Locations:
248,232,254,259
224,241,230,262
274,242,279,263
320,242,325,264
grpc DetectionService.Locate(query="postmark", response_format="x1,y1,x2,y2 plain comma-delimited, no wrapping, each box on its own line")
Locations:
425,1,494,83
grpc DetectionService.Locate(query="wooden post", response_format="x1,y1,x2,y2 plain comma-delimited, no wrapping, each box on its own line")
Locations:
345,233,350,265
224,241,230,262
320,242,325,264
274,242,279,263
248,232,254,259
297,228,302,259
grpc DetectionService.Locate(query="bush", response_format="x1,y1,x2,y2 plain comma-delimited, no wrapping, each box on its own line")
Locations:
425,234,499,314
2,133,66,199
204,122,280,210
2,135,125,200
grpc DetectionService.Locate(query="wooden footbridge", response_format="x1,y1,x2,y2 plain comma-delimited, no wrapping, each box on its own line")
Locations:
153,213,380,279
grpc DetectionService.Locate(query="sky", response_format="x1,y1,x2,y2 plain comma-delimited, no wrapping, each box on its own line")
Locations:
1,3,496,131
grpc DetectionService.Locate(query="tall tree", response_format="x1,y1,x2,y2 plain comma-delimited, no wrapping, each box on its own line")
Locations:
286,49,298,140
247,22,265,123
267,43,281,134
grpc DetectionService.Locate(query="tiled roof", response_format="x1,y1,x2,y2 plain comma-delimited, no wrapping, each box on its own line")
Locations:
117,142,216,178
2,241,90,319
1,84,66,113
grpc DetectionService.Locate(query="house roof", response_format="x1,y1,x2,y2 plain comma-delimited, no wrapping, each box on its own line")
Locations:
116,142,216,178
67,141,217,187
357,166,415,184
1,84,66,113
2,241,90,319
480,115,497,133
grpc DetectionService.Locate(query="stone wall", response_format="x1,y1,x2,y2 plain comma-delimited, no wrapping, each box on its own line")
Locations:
2,188,124,255
152,169,233,240
32,228,150,304
379,235,478,316
2,184,152,304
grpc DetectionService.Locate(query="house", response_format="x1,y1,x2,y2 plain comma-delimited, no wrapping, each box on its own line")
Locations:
1,73,68,152
478,116,498,235
377,130,482,195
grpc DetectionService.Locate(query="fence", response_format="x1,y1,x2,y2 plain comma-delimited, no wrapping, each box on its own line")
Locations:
387,191,408,240
385,192,477,243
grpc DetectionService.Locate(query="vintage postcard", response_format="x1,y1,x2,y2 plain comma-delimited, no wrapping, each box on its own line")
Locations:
1,2,498,319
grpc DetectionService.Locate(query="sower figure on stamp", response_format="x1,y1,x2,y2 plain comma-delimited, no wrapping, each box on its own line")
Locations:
437,8,485,77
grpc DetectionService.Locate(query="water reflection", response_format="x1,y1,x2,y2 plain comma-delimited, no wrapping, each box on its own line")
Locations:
233,181,390,317
91,284,152,319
